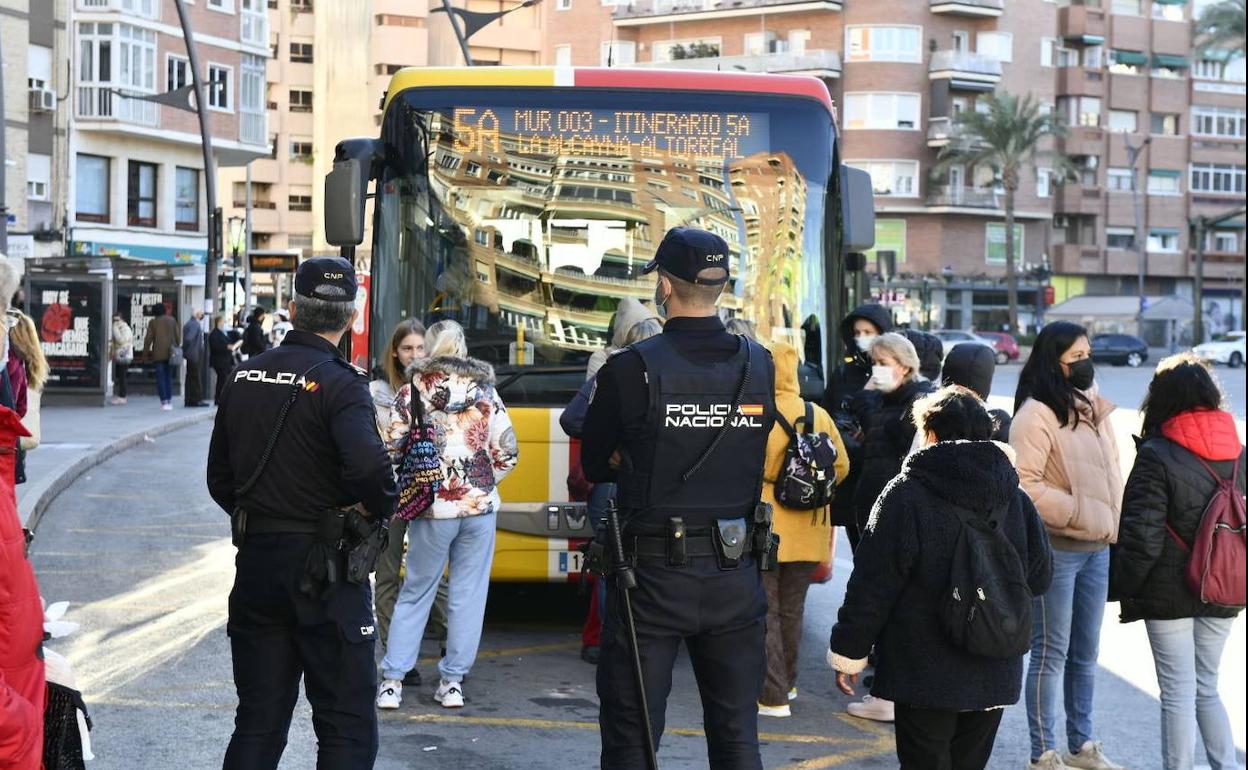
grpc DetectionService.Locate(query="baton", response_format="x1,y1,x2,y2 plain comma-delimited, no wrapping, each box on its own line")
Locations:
607,499,659,770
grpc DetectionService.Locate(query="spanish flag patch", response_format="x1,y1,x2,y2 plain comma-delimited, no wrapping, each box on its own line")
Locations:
738,404,764,417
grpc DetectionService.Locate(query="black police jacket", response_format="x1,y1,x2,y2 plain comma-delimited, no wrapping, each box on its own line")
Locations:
207,329,397,532
581,316,775,529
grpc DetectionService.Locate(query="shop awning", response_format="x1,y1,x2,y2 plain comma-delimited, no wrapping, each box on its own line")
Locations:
1111,50,1148,66
1148,169,1182,178
1153,53,1190,69
1201,48,1235,62
1214,217,1246,230
1152,0,1185,5
1066,34,1106,45
1150,228,1180,236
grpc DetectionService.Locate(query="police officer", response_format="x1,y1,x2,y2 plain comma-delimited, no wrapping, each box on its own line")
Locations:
206,257,396,770
582,227,776,770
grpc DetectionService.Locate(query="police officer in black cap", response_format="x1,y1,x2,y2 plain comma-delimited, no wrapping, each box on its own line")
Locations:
207,256,396,770
582,227,776,769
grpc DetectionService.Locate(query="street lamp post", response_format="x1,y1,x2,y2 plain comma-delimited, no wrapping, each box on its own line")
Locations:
1125,134,1151,335
227,216,245,316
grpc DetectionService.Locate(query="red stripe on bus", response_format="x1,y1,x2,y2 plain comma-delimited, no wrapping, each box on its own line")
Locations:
571,68,834,116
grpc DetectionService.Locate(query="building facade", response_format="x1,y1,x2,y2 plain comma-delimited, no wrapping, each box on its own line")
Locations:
543,0,1246,337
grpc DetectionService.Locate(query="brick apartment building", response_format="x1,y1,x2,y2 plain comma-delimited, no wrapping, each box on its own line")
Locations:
542,0,1246,338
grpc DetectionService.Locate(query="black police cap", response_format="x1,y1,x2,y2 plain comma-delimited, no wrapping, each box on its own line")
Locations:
642,227,730,286
295,256,357,301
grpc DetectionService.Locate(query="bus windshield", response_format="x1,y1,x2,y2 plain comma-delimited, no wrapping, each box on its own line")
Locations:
373,86,834,405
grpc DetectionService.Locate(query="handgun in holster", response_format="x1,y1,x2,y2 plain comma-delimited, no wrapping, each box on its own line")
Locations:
581,520,611,580
343,507,389,586
752,502,780,572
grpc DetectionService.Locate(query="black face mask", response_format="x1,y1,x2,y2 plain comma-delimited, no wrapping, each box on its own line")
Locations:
1067,358,1095,391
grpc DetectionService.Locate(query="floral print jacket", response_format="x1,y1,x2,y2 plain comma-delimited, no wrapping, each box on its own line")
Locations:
387,355,519,519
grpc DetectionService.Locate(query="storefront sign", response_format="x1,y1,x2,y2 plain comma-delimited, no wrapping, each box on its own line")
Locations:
71,240,206,266
31,278,104,389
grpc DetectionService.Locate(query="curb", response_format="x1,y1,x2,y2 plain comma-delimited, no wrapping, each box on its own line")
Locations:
20,410,217,536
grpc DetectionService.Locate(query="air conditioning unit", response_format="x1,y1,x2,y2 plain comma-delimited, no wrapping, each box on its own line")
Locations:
28,87,54,113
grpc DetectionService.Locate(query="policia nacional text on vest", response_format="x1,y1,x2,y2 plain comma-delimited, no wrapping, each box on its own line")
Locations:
581,228,778,770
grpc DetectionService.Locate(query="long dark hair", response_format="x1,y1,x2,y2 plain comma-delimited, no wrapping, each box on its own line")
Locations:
384,318,426,390
1015,321,1091,429
1140,353,1224,437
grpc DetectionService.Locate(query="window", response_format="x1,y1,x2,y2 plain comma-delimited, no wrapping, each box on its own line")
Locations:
977,32,1013,62
290,0,311,10
1108,109,1138,132
175,167,199,231
289,89,312,112
843,92,920,130
289,42,313,63
207,64,231,110
1041,37,1057,68
1037,167,1052,198
653,38,721,63
166,54,189,91
1106,227,1136,249
288,186,313,211
127,160,157,227
75,154,110,223
1084,45,1105,69
1208,230,1239,252
1147,170,1181,194
845,160,919,197
1147,229,1179,252
207,0,232,9
240,53,266,144
1191,106,1246,138
985,223,1024,264
1059,95,1102,126
1108,167,1135,191
290,139,313,161
1057,46,1080,68
1111,0,1141,13
1190,163,1246,194
600,41,636,66
240,0,267,47
845,26,921,63
1109,49,1146,74
556,0,570,10
1151,112,1180,135
554,44,571,67
1151,2,1183,21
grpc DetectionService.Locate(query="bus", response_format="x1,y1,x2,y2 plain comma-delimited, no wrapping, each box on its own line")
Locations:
323,67,875,582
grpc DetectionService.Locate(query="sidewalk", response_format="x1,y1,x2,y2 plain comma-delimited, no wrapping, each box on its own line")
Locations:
18,396,216,531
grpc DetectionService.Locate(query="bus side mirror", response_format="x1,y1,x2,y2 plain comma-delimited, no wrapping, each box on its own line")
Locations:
840,165,876,253
325,138,383,248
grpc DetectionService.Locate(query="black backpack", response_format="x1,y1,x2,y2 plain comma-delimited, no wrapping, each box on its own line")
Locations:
774,402,838,511
940,504,1033,659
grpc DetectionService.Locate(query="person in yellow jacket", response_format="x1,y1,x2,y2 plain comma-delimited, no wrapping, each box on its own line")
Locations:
758,341,850,717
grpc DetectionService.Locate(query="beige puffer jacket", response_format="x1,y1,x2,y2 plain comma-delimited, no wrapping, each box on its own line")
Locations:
1010,390,1123,551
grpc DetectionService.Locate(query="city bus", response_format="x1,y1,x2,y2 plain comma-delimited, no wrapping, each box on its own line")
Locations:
324,67,874,582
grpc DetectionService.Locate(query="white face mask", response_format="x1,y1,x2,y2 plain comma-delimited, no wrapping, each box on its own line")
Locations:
871,365,897,391
855,335,876,353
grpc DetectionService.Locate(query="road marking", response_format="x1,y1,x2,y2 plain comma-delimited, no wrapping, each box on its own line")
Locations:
417,640,579,666
773,740,896,770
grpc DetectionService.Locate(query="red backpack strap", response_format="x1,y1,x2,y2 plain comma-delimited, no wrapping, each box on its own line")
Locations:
1165,523,1192,553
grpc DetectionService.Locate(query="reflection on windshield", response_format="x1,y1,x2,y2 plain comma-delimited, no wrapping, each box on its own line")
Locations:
376,95,830,379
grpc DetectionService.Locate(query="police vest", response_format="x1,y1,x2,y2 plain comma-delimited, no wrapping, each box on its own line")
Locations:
616,334,774,529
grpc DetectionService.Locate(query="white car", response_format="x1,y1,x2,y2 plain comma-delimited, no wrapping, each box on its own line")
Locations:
1193,331,1245,368
933,330,998,359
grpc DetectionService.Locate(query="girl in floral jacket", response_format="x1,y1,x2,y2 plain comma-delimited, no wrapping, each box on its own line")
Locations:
377,320,518,711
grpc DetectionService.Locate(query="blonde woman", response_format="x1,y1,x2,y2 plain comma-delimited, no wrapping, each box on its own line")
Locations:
377,320,518,711
109,313,134,405
8,313,47,453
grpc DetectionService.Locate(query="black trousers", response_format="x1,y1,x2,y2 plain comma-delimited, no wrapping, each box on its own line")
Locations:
597,554,767,770
224,533,378,770
893,704,1004,770
213,364,232,404
185,357,204,405
113,362,129,398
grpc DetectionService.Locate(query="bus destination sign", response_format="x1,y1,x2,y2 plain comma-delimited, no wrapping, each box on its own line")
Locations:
451,108,770,160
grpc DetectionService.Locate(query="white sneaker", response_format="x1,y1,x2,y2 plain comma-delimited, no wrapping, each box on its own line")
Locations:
376,679,402,709
1028,750,1070,769
846,695,894,723
787,687,798,702
757,703,791,718
434,678,464,708
161,403,173,411
1063,741,1124,770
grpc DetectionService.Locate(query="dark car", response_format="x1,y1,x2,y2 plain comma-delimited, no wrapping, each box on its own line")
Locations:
976,331,1020,365
1091,333,1149,368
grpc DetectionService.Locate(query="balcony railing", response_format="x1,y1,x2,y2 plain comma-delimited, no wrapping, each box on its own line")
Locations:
77,0,160,18
76,85,159,127
926,116,974,146
929,50,1003,81
929,0,1004,16
926,184,1002,209
614,0,840,21
241,111,267,147
634,48,841,76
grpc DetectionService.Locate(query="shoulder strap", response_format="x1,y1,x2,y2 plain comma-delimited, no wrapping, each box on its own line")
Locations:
236,358,336,499
775,410,798,442
681,337,753,483
802,401,814,435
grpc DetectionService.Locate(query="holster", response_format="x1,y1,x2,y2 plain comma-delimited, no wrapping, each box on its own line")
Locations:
752,502,779,572
582,521,611,580
299,509,347,599
343,509,388,586
231,507,248,549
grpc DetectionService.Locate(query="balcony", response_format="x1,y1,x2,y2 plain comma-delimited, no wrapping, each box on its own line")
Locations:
241,111,267,148
928,51,1002,90
1052,243,1104,272
77,0,160,19
75,85,158,127
633,48,841,77
1062,125,1105,156
1057,66,1105,97
614,0,841,26
1056,184,1104,215
1058,4,1107,44
925,116,987,148
926,185,1002,210
929,0,1003,17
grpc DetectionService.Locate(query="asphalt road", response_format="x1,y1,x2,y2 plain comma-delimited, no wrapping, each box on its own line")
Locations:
28,365,1247,769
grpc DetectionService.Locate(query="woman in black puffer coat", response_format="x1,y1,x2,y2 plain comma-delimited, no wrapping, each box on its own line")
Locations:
1109,354,1244,770
829,386,1053,770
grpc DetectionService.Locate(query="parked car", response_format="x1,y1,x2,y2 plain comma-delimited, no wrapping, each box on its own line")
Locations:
1090,333,1149,367
933,330,998,359
1193,330,1245,368
974,331,1020,365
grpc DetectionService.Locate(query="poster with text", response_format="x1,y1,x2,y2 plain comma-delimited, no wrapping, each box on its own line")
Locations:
33,279,103,389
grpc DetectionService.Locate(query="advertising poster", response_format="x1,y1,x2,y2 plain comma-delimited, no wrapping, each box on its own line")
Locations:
32,279,104,389
116,283,180,386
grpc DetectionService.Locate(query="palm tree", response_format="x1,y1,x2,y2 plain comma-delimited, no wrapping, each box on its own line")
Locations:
1196,0,1246,57
934,92,1075,334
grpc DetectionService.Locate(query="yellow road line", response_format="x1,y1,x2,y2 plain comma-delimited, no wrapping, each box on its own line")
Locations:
417,640,579,666
833,711,894,739
773,739,896,770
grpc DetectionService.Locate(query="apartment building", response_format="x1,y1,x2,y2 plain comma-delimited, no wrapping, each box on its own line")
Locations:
220,0,544,287
543,0,1246,335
